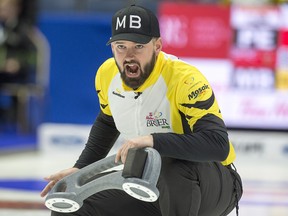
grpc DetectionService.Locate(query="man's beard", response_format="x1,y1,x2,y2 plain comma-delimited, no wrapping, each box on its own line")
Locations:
115,52,156,90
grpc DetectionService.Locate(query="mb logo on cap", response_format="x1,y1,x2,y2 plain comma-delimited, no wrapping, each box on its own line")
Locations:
116,15,142,30
107,5,161,45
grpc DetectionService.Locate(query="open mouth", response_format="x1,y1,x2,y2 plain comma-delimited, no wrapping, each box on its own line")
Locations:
125,63,140,78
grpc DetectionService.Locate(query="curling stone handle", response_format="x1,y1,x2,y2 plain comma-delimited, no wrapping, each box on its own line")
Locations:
45,147,162,213
50,154,122,194
122,148,161,202
46,155,124,213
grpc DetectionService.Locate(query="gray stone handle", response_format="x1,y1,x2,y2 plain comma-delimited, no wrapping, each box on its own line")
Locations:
45,147,161,213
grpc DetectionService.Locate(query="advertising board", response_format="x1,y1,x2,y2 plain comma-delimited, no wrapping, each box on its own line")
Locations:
159,3,288,130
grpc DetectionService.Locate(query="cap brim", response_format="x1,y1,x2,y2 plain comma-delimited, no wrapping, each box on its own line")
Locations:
106,33,152,45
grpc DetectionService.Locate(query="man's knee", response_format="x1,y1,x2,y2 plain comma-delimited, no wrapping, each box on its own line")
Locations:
157,158,201,216
159,158,199,182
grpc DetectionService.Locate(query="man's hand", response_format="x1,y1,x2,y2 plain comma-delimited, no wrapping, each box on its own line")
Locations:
40,167,79,197
115,135,153,164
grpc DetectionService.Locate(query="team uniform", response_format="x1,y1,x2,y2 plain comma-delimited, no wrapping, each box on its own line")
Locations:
51,51,242,216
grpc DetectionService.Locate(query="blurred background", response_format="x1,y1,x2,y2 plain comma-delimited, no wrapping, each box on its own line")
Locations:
0,0,287,215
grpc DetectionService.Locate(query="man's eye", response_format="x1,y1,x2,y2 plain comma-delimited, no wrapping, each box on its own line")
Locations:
135,45,144,49
117,45,125,49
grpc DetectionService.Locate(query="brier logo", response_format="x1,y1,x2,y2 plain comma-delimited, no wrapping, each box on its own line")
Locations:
146,112,170,129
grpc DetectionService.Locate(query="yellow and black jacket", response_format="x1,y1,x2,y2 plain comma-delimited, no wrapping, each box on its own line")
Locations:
75,51,235,168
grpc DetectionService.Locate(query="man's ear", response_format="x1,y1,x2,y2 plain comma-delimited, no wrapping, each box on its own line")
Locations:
111,43,115,54
155,38,162,54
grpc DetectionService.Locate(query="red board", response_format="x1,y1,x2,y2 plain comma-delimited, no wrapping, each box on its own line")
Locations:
158,3,231,58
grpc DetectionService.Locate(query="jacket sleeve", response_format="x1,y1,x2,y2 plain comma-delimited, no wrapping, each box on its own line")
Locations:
152,114,230,162
153,69,230,162
73,111,120,169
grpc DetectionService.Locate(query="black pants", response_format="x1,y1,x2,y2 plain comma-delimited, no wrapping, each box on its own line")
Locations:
51,158,243,216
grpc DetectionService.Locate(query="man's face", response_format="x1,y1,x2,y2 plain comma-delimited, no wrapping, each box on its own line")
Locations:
111,38,162,89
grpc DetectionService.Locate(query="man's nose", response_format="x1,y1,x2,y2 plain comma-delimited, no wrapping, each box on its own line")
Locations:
125,48,136,60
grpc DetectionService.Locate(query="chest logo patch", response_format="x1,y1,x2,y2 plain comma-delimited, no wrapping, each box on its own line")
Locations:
112,88,125,98
146,112,170,129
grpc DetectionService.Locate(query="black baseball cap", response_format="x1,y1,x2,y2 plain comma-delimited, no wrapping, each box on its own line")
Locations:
106,5,160,45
